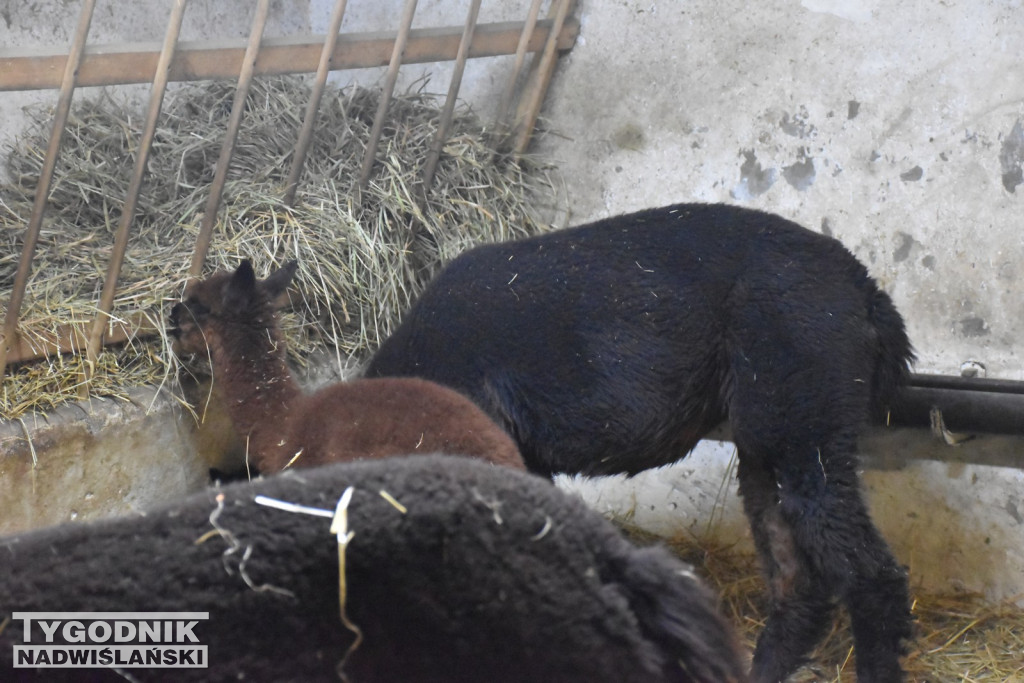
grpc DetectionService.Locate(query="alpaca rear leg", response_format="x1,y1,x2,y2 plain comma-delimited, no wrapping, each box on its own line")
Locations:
844,537,912,682
775,463,911,683
737,453,838,683
751,584,836,683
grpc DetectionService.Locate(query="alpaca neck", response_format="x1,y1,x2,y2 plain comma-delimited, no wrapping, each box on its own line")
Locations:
210,327,302,464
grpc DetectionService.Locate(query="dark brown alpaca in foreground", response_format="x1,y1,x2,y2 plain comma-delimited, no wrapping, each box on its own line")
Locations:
1,454,746,683
169,260,524,473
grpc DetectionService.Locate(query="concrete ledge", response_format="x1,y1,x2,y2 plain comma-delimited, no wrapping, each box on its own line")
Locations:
0,387,208,535
559,428,1024,602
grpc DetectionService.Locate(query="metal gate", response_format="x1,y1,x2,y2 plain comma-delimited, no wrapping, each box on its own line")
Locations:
0,0,579,388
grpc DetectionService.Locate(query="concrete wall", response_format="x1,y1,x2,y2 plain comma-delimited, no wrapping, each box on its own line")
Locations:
1,0,1022,601
537,1,1024,380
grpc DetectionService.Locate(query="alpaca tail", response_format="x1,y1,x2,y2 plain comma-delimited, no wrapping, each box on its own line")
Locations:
619,545,748,683
865,284,915,418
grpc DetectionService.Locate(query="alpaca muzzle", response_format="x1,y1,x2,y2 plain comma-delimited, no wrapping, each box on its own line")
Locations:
167,303,185,338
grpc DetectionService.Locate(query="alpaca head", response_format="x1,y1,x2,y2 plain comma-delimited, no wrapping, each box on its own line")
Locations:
169,259,298,356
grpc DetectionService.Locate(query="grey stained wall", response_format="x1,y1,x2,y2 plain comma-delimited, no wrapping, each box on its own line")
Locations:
540,0,1023,379
1,1,1022,600
539,0,1024,602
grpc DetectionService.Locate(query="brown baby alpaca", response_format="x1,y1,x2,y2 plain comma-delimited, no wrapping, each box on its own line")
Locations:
169,260,524,473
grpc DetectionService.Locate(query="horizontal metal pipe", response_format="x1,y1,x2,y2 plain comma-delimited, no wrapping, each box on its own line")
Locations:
891,384,1024,436
907,372,1024,396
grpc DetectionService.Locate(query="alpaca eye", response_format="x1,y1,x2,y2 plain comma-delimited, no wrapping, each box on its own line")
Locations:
185,300,210,319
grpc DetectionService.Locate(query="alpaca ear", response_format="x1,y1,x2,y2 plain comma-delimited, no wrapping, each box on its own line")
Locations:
263,260,298,300
223,259,258,309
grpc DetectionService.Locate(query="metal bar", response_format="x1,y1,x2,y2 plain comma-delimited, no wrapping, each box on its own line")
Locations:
908,372,1024,396
0,0,97,377
421,0,481,192
492,0,543,140
513,0,576,154
357,0,419,194
189,0,271,277
84,0,188,384
0,21,581,91
2,6,584,371
283,0,350,206
867,372,1024,438
891,383,1024,437
887,373,1024,438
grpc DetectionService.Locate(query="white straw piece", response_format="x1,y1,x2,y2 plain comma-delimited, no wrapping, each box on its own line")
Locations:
254,495,335,519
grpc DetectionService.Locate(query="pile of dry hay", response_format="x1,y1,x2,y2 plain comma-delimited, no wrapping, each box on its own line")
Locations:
620,524,1024,682
0,76,560,420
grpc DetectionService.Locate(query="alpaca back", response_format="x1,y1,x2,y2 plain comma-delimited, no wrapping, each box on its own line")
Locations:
274,376,524,472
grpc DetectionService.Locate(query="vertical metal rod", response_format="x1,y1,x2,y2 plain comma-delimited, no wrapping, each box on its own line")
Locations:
85,0,189,384
0,0,97,377
357,0,419,195
492,0,543,141
514,0,574,155
282,0,350,206
189,0,271,277
420,0,481,193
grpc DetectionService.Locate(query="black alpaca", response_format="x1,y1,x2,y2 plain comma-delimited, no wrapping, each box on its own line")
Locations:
0,454,746,683
366,202,915,682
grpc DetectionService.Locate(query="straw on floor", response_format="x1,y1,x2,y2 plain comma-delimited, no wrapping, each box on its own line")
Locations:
620,524,1024,682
